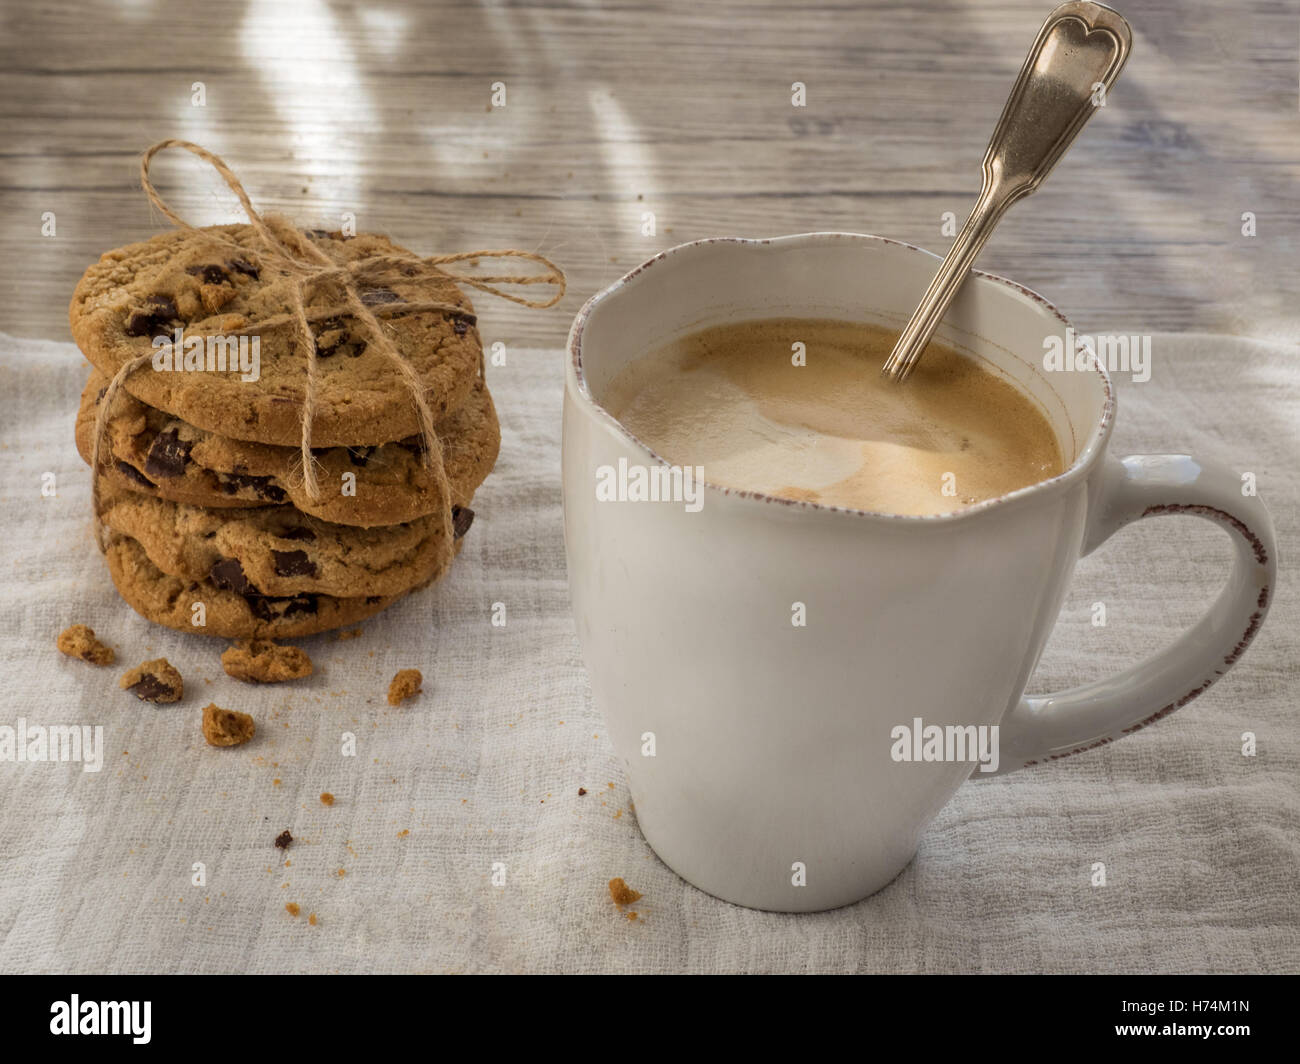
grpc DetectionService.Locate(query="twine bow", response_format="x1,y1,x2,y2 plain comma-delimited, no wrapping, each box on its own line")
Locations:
91,138,564,550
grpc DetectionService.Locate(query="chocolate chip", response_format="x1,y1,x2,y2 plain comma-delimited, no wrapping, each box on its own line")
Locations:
244,591,318,622
395,439,423,457
452,314,474,336
272,550,317,578
279,527,316,542
124,295,178,338
274,830,293,850
452,505,475,540
365,596,382,605
210,557,257,596
228,257,260,279
306,229,331,239
361,287,401,306
217,472,286,503
127,673,176,702
95,387,107,402
313,316,365,359
185,264,230,285
325,341,366,359
116,461,155,488
347,446,374,467
144,427,193,479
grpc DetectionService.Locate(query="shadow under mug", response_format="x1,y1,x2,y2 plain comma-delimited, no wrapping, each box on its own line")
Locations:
562,233,1276,912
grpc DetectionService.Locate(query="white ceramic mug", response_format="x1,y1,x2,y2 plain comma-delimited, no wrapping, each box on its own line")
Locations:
562,233,1276,912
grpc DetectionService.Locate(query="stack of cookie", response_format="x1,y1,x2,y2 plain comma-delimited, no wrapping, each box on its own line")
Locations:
69,224,499,641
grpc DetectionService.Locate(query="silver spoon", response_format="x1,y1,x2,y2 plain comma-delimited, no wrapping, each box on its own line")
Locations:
881,1,1132,383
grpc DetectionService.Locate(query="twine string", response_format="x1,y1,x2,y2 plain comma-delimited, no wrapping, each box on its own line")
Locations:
90,138,563,552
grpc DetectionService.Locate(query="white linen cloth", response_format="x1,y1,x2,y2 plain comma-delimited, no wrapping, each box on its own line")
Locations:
0,331,1295,974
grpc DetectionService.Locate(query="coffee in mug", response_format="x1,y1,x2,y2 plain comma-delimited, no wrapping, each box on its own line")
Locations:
604,318,1062,515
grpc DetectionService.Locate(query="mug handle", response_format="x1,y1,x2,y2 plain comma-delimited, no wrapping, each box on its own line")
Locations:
990,453,1276,774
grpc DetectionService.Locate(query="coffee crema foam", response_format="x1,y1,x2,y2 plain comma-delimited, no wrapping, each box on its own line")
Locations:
603,319,1063,516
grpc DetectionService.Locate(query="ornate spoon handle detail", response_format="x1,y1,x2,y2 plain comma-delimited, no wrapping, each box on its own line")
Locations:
882,1,1132,383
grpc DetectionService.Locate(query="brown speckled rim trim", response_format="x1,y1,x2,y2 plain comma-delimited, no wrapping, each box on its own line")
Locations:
1142,503,1270,568
568,233,1115,524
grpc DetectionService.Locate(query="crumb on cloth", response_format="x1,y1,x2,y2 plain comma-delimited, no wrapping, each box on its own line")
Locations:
387,668,422,706
57,624,114,665
608,877,642,907
222,639,312,683
201,703,255,747
119,658,183,702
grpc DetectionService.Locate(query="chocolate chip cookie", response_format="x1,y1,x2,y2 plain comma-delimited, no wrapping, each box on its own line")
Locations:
76,369,500,527
69,225,483,447
97,481,455,599
104,533,409,639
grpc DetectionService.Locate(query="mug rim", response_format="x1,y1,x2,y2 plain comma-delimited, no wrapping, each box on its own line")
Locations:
567,232,1116,524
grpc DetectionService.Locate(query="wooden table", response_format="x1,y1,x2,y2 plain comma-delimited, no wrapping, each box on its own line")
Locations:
3,0,1298,346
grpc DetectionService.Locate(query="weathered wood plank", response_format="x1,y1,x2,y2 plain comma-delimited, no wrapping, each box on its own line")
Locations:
2,0,1297,343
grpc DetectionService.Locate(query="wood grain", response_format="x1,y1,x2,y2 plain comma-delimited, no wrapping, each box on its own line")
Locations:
2,0,1298,345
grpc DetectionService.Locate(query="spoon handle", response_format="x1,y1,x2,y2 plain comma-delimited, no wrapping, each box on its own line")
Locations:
882,1,1132,383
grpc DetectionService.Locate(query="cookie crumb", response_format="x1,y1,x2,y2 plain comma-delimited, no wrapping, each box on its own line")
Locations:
286,902,300,917
119,658,183,703
320,792,334,806
387,668,422,706
201,703,255,747
578,787,587,796
274,830,293,850
608,877,642,906
308,913,318,926
221,639,312,683
334,627,363,641
57,624,114,665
